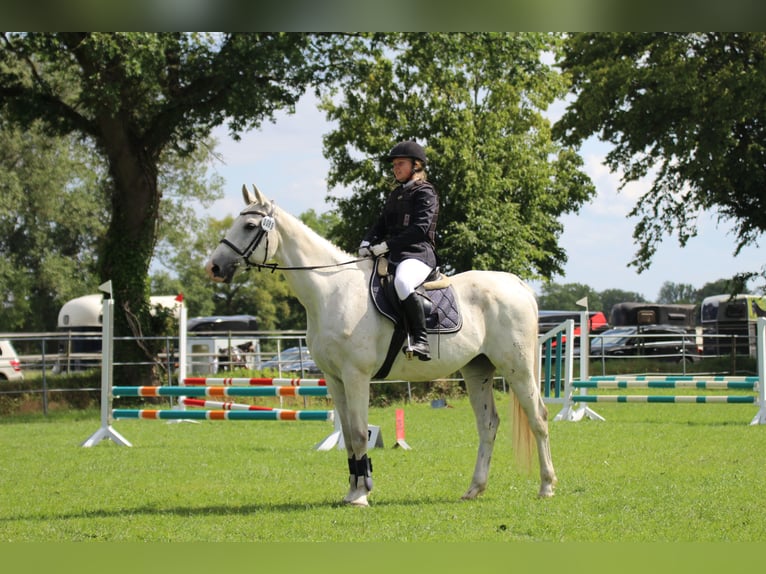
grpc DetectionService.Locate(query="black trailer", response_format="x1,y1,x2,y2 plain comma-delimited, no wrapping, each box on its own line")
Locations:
609,302,696,331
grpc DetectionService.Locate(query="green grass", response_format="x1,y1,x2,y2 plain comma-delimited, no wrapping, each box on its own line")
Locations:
1,394,765,542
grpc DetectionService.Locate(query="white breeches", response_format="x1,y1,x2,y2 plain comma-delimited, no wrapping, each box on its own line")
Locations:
394,258,433,300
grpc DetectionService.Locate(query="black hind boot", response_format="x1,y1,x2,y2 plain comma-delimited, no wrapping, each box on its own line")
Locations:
401,293,431,361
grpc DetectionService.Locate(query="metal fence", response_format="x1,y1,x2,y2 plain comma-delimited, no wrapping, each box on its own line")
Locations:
0,327,756,415
0,329,313,414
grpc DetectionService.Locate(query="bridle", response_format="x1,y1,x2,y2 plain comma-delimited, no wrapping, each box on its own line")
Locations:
218,202,367,272
219,203,277,270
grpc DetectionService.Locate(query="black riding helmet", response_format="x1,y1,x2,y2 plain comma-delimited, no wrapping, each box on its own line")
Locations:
385,140,427,165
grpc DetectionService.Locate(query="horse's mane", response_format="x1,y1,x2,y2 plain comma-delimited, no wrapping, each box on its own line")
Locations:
276,204,354,262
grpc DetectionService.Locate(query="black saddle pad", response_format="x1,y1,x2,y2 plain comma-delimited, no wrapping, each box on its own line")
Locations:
369,269,462,334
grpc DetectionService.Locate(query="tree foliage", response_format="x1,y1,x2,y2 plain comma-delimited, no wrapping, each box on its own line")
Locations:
0,119,222,332
322,32,595,279
536,282,602,312
554,33,766,277
656,281,697,305
0,32,356,380
0,121,106,330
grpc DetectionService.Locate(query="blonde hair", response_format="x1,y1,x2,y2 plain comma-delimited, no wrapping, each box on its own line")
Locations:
412,160,427,181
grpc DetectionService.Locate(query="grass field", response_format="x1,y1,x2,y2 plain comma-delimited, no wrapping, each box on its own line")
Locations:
1,392,765,543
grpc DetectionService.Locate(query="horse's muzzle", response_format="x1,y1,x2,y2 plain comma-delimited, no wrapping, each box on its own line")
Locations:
206,260,232,283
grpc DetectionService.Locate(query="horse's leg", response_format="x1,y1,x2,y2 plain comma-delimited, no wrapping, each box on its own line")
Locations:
327,374,373,507
460,356,499,500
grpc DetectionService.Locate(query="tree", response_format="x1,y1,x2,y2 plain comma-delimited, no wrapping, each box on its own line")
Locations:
657,281,697,304
321,33,595,279
0,121,106,331
695,278,749,301
0,119,222,333
536,282,602,313
554,33,766,282
0,32,353,381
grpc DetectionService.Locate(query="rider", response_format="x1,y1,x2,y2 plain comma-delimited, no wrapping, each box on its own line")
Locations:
358,140,439,361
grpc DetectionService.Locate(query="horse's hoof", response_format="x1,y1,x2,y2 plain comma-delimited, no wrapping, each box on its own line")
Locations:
343,495,369,507
461,484,485,500
538,484,556,498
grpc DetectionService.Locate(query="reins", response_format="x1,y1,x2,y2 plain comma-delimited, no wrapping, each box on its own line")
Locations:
242,258,369,273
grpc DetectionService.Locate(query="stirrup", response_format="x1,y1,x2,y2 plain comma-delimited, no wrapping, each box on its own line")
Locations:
402,338,431,361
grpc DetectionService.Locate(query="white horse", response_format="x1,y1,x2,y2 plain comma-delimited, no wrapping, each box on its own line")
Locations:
206,184,556,506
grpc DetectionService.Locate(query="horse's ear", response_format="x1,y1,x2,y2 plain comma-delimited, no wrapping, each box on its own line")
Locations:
251,183,267,205
242,184,256,205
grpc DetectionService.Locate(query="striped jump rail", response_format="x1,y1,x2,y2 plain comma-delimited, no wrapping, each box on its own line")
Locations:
572,395,756,404
569,375,759,406
183,377,326,387
112,408,333,421
573,375,758,391
112,385,329,398
181,397,278,411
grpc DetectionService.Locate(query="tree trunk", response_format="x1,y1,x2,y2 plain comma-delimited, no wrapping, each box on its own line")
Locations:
97,116,161,387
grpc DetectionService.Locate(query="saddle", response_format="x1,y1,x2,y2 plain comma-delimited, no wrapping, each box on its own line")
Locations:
369,257,462,379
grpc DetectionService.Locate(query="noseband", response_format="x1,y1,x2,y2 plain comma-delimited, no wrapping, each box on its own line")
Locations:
219,202,276,270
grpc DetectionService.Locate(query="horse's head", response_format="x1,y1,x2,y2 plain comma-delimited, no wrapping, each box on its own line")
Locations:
206,184,278,283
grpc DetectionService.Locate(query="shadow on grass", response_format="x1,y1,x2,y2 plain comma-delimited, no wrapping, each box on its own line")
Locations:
1,494,472,524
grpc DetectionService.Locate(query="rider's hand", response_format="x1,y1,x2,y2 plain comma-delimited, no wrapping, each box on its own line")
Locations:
370,242,389,257
358,240,372,258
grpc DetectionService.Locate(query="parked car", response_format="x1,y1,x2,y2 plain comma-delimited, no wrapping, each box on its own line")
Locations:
260,346,321,374
582,325,701,363
0,339,24,381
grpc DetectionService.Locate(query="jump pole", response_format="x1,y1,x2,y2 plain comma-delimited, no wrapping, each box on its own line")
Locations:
113,408,333,421
112,385,329,397
181,397,278,411
81,281,132,447
184,377,327,386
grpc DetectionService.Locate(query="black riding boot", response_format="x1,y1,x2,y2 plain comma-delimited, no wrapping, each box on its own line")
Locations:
401,293,431,361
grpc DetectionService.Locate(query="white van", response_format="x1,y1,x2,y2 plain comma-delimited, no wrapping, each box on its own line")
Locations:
56,293,182,372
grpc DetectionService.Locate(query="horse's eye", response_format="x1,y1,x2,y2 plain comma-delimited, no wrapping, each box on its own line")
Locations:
245,220,258,230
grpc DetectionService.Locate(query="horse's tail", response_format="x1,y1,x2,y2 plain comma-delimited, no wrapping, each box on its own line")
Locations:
510,341,537,474
510,392,535,474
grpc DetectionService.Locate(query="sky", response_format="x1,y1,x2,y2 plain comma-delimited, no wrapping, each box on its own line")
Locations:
204,93,764,302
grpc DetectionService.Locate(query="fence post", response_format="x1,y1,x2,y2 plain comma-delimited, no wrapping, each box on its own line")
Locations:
751,318,766,425
41,338,48,416
81,281,132,447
